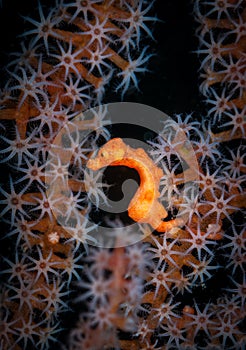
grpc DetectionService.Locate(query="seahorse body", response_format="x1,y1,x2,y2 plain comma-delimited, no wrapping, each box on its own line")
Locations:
87,138,183,232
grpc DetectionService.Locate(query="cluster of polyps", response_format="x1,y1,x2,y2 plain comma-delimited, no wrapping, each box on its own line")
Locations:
0,1,157,349
0,0,157,137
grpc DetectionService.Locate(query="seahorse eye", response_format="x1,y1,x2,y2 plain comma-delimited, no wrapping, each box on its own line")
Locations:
101,150,108,158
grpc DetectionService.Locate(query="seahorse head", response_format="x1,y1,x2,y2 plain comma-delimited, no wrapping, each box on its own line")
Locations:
87,138,126,170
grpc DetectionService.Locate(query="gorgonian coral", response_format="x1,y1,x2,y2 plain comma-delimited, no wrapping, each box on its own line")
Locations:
0,0,245,349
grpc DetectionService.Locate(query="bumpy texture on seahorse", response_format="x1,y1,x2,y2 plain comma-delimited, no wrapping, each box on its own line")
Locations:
87,138,184,232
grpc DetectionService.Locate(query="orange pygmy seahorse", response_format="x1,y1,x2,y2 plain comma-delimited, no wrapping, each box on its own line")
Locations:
87,138,184,233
